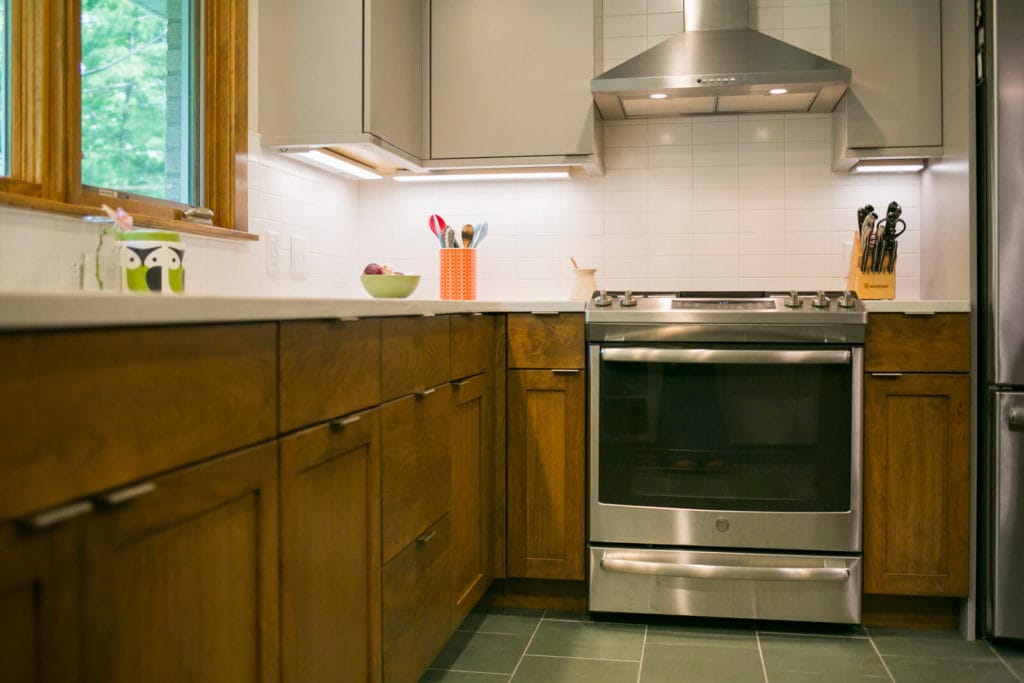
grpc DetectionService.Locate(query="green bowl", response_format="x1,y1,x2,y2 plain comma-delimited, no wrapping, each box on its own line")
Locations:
360,274,421,298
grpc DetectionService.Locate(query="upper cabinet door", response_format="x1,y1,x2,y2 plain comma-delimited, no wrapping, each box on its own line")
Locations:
430,0,595,160
367,0,425,158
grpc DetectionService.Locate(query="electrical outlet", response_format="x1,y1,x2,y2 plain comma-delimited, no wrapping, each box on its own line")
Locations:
265,230,281,274
291,235,309,278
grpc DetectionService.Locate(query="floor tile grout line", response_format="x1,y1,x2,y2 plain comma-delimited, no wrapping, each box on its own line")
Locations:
636,624,648,683
755,629,769,683
507,610,546,681
866,632,897,683
522,653,642,663
985,640,1024,682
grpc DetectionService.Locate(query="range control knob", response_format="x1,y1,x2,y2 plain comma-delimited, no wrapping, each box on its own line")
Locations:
621,290,638,307
837,290,857,308
595,290,613,307
812,290,831,308
784,290,803,308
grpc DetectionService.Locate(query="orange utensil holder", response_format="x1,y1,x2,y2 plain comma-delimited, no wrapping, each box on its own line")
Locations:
440,248,476,300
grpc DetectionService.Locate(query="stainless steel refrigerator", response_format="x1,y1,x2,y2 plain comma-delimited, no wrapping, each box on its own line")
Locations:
980,0,1024,640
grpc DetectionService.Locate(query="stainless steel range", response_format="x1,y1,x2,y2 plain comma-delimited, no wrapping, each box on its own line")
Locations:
587,290,866,624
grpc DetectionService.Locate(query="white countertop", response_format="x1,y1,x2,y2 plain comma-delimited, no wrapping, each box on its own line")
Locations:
0,293,970,330
862,299,971,314
0,292,586,330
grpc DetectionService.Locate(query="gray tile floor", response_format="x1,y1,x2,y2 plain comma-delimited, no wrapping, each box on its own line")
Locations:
422,607,1024,682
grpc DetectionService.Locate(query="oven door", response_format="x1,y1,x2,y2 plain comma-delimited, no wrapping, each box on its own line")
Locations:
589,344,863,552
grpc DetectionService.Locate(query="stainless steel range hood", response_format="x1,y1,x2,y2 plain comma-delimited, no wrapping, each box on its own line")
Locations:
591,0,851,120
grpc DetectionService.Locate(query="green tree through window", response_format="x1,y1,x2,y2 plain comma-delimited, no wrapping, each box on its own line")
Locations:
81,0,195,203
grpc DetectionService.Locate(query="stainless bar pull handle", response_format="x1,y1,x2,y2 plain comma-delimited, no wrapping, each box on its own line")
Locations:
416,529,437,544
1009,407,1024,431
870,372,904,378
601,347,851,365
330,415,361,429
600,557,850,583
551,369,581,375
100,482,157,506
20,500,94,530
452,379,470,388
415,387,437,398
530,311,559,316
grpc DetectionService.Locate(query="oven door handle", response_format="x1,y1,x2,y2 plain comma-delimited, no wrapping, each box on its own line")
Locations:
600,556,850,583
600,347,851,365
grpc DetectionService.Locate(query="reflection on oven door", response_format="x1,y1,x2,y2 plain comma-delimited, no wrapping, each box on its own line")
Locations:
589,546,861,624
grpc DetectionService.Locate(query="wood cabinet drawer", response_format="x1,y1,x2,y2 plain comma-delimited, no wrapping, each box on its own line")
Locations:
450,313,499,380
381,384,452,563
865,313,970,373
382,513,452,683
279,319,381,433
507,313,584,369
381,316,450,401
0,323,277,520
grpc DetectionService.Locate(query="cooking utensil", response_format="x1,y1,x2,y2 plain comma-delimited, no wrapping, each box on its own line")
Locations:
470,221,488,248
443,226,455,248
429,214,446,246
461,224,474,250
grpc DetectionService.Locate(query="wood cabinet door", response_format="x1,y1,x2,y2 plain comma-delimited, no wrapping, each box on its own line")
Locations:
382,515,452,683
380,316,451,402
79,442,279,683
507,369,586,580
507,313,585,369
280,410,381,683
381,384,453,563
864,373,971,596
451,374,493,625
0,523,78,683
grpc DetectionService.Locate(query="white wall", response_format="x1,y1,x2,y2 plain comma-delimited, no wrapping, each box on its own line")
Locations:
0,0,959,301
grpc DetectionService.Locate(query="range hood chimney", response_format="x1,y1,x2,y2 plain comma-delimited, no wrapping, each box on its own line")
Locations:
591,0,851,119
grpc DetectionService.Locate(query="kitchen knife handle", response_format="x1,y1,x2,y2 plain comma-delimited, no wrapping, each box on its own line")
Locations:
1009,407,1024,431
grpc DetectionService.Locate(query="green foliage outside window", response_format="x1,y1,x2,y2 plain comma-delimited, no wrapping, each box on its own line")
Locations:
81,0,194,204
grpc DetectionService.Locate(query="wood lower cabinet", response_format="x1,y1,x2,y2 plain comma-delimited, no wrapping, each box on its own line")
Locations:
507,368,586,580
382,515,452,683
0,523,78,683
280,410,381,683
864,372,971,596
79,442,279,683
451,373,493,625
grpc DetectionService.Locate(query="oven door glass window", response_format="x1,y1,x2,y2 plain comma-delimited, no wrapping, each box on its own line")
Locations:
597,346,853,513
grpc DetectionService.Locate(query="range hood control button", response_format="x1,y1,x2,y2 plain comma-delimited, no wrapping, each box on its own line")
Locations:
784,290,803,308
812,290,831,308
621,290,638,307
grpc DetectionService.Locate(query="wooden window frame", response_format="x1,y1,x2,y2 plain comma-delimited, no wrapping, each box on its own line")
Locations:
0,0,252,240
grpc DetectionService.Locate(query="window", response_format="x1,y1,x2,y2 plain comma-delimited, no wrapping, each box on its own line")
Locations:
0,0,249,236
81,0,198,204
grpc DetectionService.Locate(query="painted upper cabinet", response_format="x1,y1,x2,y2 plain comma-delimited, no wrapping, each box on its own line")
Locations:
429,0,596,163
831,0,943,168
258,0,424,161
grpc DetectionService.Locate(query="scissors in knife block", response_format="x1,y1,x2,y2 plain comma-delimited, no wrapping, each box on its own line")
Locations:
879,216,906,273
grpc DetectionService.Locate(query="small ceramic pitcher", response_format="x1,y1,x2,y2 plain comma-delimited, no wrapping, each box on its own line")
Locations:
570,267,598,301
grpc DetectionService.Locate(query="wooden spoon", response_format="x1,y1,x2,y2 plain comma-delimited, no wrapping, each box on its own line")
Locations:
461,224,474,249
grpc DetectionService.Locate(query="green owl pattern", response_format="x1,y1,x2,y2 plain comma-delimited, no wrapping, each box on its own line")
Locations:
121,245,185,294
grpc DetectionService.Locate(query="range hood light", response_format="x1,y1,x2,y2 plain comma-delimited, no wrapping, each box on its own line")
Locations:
769,88,789,95
281,148,382,180
393,168,571,183
851,159,927,174
650,93,668,99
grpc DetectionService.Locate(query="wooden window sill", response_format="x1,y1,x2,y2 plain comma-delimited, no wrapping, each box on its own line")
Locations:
0,191,259,242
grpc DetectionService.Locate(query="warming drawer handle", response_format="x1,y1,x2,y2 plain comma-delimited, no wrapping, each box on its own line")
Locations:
600,557,850,583
600,348,852,365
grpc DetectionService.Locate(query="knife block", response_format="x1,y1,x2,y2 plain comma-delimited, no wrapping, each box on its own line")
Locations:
847,230,895,299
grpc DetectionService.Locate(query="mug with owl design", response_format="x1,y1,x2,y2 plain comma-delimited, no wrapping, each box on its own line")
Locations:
116,229,186,294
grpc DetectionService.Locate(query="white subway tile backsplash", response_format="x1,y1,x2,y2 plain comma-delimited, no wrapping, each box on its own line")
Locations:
784,116,831,142
739,118,786,143
739,187,786,210
693,118,740,144
604,35,649,59
739,142,786,165
693,166,739,188
694,144,739,167
649,120,693,146
647,0,684,13
604,0,646,17
649,145,694,168
782,4,828,29
605,123,650,148
647,11,683,35
604,146,650,169
693,187,739,211
739,164,786,187
604,13,647,37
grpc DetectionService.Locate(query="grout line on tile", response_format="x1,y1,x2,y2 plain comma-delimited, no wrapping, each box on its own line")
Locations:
426,666,512,678
520,653,642,663
636,625,648,683
755,629,769,683
986,640,1024,682
455,627,540,636
756,629,870,640
866,632,897,683
508,611,546,680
